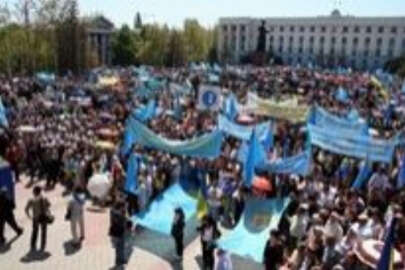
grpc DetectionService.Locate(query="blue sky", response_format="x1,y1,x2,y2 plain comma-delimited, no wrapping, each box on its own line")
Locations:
80,0,404,28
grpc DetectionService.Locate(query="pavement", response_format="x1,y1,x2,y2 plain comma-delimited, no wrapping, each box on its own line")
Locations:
0,176,260,270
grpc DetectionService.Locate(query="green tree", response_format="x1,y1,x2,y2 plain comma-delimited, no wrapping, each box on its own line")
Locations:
137,23,169,66
112,24,137,66
183,19,209,62
165,29,187,67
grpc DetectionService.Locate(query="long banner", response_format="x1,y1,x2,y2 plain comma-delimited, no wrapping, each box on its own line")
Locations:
309,106,368,136
308,124,395,163
245,93,309,123
127,118,223,158
217,114,271,141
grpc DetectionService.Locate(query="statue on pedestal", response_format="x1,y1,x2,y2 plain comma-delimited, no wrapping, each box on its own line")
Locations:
256,20,268,53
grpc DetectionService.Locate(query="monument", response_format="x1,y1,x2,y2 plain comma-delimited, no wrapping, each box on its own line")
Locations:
252,20,268,65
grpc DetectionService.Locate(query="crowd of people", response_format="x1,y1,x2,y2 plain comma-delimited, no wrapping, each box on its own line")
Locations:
0,64,405,270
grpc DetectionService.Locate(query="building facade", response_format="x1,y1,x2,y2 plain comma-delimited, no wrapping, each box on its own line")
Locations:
218,10,405,70
86,16,115,66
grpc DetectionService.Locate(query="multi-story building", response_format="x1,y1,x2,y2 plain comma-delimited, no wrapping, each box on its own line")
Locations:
218,10,405,70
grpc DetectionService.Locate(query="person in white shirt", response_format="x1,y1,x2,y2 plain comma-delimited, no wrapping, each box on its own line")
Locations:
290,205,310,244
323,212,344,242
67,187,86,247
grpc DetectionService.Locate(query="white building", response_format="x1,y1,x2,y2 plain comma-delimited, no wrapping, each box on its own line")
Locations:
218,10,405,70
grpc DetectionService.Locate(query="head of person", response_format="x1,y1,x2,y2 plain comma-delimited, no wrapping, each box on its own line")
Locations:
33,186,42,197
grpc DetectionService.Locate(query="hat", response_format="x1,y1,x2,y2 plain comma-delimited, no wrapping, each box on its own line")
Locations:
358,213,368,220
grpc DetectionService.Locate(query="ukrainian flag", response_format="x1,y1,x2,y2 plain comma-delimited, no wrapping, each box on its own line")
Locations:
196,190,208,220
377,217,397,270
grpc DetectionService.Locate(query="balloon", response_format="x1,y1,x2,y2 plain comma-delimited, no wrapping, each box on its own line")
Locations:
87,174,112,199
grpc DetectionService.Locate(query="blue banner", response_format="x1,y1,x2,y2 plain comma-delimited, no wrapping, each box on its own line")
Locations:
397,154,405,189
308,124,395,163
218,197,290,263
309,106,368,136
126,119,223,158
257,150,311,176
218,114,272,142
124,154,139,195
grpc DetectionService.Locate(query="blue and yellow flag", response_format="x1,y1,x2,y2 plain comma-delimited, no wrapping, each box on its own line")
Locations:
377,217,397,270
196,190,208,220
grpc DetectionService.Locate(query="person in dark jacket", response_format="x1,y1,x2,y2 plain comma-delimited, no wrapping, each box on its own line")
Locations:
263,230,284,270
0,187,23,245
109,201,127,268
197,215,221,270
171,207,185,260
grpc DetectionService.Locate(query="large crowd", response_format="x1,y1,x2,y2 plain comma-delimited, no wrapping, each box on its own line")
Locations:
0,64,405,270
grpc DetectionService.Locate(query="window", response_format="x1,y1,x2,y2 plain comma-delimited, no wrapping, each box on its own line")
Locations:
321,26,326,33
320,36,325,44
331,37,336,43
354,26,360,33
299,36,304,43
309,47,314,54
300,26,305,32
278,46,283,53
241,25,246,32
309,36,314,43
342,26,348,33
289,36,294,43
280,26,284,32
375,48,381,57
332,26,337,33
364,50,369,57
378,26,384,33
240,40,245,51
388,49,393,57
389,38,396,48
330,47,335,55
365,37,371,46
231,25,237,31
269,26,274,32
391,26,397,34
288,46,293,53
310,26,315,32
352,49,356,56
222,25,228,31
290,26,295,32
269,36,274,43
298,47,303,53
402,38,405,48
366,26,372,33
342,37,347,45
279,36,284,43
377,38,383,47
353,37,359,45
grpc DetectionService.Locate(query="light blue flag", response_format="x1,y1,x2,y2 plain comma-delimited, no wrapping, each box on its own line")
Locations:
352,159,373,190
261,127,274,152
0,97,7,127
397,154,405,189
347,109,360,122
401,81,405,93
121,126,135,156
132,99,157,122
124,153,139,195
335,87,349,103
243,130,265,187
224,94,238,120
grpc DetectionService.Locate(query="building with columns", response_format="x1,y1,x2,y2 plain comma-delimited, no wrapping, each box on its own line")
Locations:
86,16,115,66
218,10,405,70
